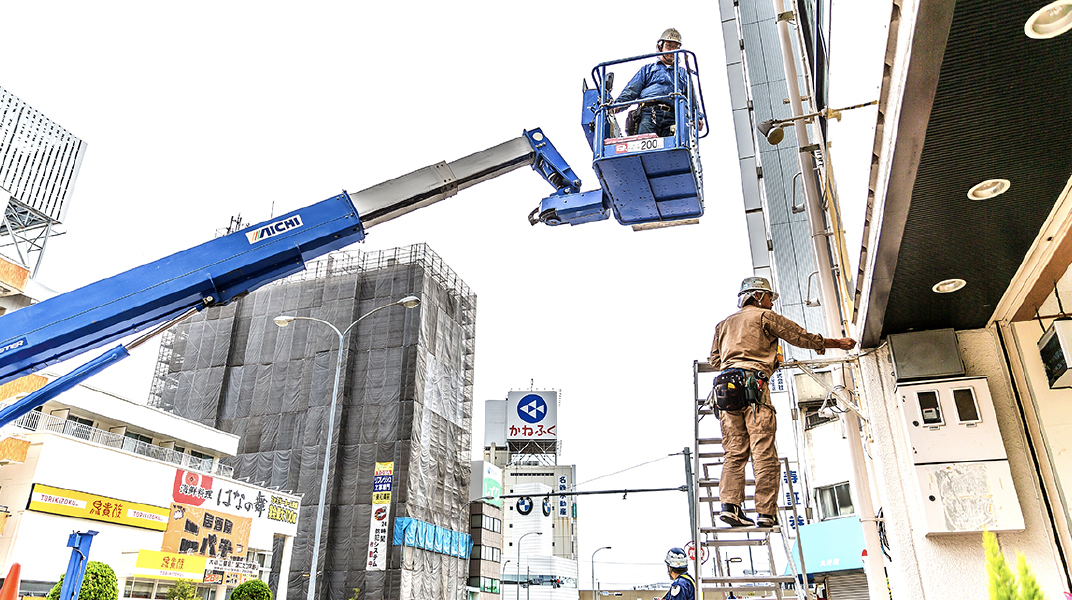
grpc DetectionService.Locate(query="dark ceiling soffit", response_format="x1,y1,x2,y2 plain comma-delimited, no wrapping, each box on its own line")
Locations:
859,0,956,348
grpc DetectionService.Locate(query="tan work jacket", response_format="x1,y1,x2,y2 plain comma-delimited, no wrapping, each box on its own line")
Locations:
708,305,826,377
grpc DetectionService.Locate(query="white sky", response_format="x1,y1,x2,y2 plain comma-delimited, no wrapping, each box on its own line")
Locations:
3,0,884,591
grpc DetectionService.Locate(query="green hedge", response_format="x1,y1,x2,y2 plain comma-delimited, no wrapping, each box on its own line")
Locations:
230,579,272,600
45,562,118,600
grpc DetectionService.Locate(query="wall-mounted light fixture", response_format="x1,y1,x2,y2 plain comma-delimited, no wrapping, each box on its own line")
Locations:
756,100,879,146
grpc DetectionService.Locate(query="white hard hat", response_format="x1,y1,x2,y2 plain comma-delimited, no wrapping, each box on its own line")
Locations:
737,276,779,308
659,28,682,45
665,547,688,568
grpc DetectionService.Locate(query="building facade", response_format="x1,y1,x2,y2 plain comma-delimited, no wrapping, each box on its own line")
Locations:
467,461,504,600
717,0,870,594
721,0,1072,597
0,375,298,599
484,392,579,599
152,244,477,599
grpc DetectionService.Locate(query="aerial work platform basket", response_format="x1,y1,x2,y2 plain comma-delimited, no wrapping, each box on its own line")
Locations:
585,50,708,229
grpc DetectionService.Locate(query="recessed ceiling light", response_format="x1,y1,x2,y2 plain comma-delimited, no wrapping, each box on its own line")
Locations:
933,279,967,294
1026,1,1072,39
967,178,1010,200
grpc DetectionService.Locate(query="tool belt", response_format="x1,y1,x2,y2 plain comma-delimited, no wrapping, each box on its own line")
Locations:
643,101,674,112
711,368,768,415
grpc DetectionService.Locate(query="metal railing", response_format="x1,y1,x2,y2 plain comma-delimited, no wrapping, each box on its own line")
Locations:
8,409,233,477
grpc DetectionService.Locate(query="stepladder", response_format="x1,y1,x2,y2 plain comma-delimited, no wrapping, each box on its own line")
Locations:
692,361,810,600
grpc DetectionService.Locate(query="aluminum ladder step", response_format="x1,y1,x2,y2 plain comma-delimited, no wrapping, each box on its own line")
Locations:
700,526,781,535
703,575,797,585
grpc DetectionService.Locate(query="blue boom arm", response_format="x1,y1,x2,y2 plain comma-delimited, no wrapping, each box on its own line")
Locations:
0,129,594,422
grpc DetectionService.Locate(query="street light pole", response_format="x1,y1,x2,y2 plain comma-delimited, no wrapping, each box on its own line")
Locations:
516,531,542,600
274,295,420,600
724,556,742,578
591,546,611,600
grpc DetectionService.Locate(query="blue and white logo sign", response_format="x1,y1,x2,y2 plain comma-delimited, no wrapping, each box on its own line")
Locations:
517,394,547,424
506,390,558,441
542,497,552,517
517,496,533,516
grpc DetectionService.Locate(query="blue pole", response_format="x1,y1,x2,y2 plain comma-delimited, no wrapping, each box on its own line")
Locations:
0,347,128,429
59,531,98,600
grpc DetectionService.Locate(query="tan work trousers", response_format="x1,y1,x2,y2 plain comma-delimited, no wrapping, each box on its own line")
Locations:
718,395,780,516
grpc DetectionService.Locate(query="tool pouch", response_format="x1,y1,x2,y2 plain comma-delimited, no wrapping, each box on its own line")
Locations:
713,369,750,413
625,107,641,136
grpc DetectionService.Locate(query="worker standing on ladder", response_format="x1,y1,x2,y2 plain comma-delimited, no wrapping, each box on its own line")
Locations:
662,547,697,600
708,277,856,528
615,28,704,136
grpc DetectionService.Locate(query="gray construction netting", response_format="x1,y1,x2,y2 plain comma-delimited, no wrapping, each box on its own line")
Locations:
150,244,476,600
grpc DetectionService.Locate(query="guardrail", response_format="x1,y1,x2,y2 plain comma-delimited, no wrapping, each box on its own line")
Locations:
8,409,233,477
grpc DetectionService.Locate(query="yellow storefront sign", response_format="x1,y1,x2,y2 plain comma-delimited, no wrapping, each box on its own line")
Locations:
134,550,207,581
28,483,170,531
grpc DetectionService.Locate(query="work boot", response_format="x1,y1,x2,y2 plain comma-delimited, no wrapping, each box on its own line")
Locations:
756,513,778,528
719,503,755,527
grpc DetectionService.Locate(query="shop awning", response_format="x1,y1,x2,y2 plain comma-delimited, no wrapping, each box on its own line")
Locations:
785,517,866,576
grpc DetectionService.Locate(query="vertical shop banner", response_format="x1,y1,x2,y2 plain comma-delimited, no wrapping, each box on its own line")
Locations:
367,461,393,571
482,462,502,508
161,503,252,559
557,475,569,517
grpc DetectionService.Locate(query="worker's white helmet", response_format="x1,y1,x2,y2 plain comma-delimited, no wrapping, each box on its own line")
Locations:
665,547,689,569
737,276,779,308
659,28,683,46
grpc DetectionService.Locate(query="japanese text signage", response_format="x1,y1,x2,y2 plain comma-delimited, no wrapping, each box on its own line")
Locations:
134,550,207,581
505,390,558,441
204,557,260,586
27,483,169,531
268,496,299,525
557,475,569,517
161,503,252,559
171,469,299,537
367,461,394,571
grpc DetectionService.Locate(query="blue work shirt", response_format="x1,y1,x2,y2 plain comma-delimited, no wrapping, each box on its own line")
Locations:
663,572,696,600
617,61,703,121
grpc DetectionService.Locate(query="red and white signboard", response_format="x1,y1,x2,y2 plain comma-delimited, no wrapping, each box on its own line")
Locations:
171,469,299,537
684,540,709,564
506,391,558,441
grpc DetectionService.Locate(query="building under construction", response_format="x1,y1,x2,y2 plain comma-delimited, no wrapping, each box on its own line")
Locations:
150,243,477,600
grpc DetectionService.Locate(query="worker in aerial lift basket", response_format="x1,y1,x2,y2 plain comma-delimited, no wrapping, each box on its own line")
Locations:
708,277,856,528
615,28,704,137
662,547,697,600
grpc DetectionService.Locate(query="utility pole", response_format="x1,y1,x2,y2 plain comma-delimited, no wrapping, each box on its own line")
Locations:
771,1,887,598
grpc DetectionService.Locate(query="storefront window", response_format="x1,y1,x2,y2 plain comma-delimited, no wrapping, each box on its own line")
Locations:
124,580,216,600
126,580,154,598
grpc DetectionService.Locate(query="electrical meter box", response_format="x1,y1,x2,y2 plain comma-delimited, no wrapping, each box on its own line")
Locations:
896,376,1024,535
888,328,965,382
1037,319,1072,388
914,460,1023,534
897,377,1005,464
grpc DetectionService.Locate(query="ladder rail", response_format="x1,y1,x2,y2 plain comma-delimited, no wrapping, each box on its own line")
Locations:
693,360,809,600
